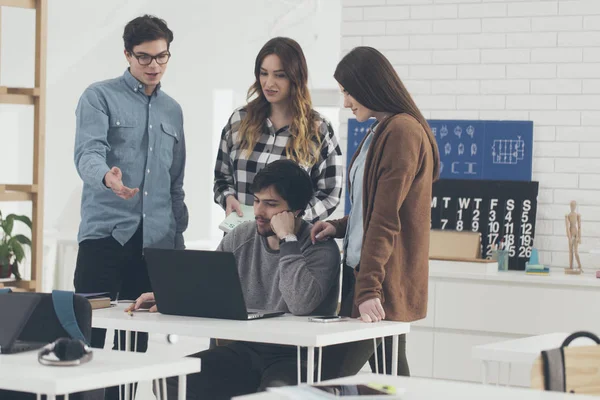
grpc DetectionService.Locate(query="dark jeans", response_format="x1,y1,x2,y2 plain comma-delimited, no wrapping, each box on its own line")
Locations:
164,342,312,400
73,227,152,400
321,264,410,380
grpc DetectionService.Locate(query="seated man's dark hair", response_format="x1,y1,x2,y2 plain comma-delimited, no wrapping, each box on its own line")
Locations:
250,160,314,216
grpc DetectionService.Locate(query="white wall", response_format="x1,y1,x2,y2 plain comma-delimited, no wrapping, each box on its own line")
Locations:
340,0,600,268
0,1,342,254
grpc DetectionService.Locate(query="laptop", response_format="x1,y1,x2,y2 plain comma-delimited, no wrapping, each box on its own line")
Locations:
0,295,47,354
145,248,285,321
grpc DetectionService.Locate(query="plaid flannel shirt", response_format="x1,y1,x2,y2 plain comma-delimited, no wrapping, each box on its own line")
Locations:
213,107,343,222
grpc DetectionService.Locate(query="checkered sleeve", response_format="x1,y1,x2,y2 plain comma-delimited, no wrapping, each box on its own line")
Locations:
213,113,238,209
304,119,344,222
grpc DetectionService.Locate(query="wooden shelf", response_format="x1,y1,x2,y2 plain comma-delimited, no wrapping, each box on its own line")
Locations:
0,0,35,9
0,279,36,290
0,87,40,105
0,0,46,292
0,184,37,201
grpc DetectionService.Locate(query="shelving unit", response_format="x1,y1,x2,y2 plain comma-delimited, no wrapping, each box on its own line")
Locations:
0,0,46,291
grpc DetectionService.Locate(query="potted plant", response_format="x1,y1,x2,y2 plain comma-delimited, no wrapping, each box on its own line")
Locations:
0,210,32,280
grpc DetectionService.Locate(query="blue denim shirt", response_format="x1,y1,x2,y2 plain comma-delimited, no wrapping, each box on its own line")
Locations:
74,69,188,249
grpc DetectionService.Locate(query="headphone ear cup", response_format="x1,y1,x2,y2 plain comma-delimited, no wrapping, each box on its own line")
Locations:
53,338,70,360
54,338,87,361
38,339,93,366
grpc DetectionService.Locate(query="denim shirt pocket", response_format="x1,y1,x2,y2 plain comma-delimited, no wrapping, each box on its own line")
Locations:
108,115,138,159
160,122,179,166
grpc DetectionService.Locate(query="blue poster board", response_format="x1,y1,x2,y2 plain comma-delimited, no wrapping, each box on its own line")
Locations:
345,118,533,214
429,119,533,181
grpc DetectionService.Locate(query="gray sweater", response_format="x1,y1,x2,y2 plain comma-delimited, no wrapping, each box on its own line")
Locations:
217,220,341,316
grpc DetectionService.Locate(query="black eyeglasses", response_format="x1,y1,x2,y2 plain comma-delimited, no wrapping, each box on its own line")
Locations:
130,52,171,66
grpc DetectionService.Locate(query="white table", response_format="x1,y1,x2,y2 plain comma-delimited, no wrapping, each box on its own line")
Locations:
93,304,410,384
232,372,598,399
0,348,200,400
472,332,594,385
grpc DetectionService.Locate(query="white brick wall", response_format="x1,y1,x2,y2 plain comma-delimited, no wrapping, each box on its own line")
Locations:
340,0,600,268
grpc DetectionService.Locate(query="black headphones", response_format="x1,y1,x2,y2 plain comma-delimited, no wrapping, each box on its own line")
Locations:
38,338,93,366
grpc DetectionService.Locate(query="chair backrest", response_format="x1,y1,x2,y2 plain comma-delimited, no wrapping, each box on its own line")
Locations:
531,335,600,395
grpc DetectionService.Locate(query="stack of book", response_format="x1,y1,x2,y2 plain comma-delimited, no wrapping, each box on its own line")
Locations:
77,292,112,309
525,264,550,275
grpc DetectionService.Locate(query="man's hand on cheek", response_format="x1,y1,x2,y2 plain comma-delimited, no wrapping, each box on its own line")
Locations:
270,211,296,239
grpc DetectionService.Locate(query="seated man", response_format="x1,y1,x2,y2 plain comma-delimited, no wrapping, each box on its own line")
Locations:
128,159,341,399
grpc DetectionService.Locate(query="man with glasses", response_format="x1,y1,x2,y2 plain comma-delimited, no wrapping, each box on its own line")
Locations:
73,14,188,400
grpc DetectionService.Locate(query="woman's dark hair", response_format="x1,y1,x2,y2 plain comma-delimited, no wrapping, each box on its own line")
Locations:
123,15,173,53
334,46,440,179
239,37,321,166
250,160,313,216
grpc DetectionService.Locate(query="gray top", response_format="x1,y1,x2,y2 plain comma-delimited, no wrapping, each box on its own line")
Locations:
218,220,341,315
74,69,188,249
344,128,375,268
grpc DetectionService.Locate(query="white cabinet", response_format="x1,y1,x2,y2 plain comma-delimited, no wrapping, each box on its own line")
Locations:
408,260,600,386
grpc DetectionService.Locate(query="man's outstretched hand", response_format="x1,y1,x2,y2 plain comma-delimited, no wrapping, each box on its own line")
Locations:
104,167,139,199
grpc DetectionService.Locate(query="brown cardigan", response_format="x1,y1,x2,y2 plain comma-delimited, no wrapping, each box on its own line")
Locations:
329,114,436,322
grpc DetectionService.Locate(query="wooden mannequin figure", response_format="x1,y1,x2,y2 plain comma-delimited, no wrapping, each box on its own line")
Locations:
565,200,583,275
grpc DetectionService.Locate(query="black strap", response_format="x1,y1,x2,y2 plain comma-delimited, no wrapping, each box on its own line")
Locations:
562,331,600,347
541,348,566,392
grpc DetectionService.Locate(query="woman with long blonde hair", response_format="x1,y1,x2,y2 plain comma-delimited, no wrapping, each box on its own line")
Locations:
214,37,343,222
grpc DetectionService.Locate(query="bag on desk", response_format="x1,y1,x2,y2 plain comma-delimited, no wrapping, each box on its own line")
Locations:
0,290,103,400
531,331,600,395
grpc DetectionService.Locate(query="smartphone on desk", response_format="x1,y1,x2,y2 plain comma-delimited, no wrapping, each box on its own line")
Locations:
308,316,345,323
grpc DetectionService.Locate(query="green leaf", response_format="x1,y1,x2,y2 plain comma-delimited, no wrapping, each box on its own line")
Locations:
7,214,32,230
13,234,31,247
11,241,24,263
3,217,14,236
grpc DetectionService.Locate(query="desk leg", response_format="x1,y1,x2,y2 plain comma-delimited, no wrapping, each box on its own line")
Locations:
392,335,399,376
36,394,41,400
506,363,512,386
178,374,187,400
481,361,489,385
496,362,501,386
307,346,315,385
125,331,132,399
162,378,168,400
297,346,301,385
373,339,379,374
381,337,387,375
154,379,161,400
47,396,56,400
317,347,323,383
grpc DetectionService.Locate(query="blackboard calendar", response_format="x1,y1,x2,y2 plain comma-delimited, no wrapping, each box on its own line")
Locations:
432,179,539,270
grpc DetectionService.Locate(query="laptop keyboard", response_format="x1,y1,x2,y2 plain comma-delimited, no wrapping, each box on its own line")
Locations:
247,312,262,320
12,341,44,352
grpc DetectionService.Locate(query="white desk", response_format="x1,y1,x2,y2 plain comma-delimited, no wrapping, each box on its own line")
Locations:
472,332,595,385
0,348,200,400
93,304,410,384
232,372,597,399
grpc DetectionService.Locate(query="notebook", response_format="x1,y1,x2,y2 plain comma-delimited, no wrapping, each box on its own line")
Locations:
218,204,255,233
